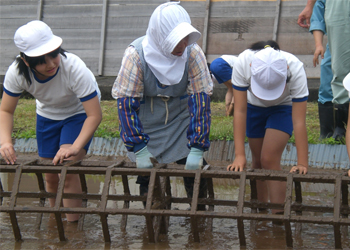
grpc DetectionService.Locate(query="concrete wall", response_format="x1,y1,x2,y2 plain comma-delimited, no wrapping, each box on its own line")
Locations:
0,0,321,78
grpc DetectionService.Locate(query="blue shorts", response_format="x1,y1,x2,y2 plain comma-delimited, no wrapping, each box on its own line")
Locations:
36,113,92,158
210,58,232,84
246,104,293,138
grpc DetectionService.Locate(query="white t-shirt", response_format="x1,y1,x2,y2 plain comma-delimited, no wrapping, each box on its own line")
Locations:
4,52,101,120
231,49,308,107
221,55,237,68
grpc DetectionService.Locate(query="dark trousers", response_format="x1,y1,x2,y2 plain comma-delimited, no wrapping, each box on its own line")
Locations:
136,157,208,210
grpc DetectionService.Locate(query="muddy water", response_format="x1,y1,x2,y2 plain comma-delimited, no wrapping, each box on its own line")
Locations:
0,171,349,250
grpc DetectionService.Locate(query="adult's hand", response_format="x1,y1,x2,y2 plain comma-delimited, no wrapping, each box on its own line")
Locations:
313,44,325,67
297,0,316,28
0,142,17,164
185,147,204,170
135,146,154,169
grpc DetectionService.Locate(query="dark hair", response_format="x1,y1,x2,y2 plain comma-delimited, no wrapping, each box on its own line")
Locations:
249,40,291,83
207,62,211,74
249,40,280,51
15,47,67,85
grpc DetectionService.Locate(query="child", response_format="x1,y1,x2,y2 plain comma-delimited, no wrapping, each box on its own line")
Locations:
210,55,237,116
227,41,309,214
0,20,102,221
343,72,350,177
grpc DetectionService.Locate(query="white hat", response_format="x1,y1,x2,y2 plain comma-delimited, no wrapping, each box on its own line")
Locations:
142,2,201,86
14,20,62,57
251,47,288,101
343,72,350,92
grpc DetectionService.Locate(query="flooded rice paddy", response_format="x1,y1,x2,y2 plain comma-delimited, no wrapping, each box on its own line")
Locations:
0,159,349,250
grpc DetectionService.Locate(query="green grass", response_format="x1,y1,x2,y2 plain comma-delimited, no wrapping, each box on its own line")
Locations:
4,99,344,145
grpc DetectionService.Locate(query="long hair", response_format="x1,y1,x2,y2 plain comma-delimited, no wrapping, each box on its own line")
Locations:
15,47,67,85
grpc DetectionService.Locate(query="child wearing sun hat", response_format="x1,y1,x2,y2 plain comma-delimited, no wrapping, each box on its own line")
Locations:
0,20,102,221
227,40,309,215
210,55,237,116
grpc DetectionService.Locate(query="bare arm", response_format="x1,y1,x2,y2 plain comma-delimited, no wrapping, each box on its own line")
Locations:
298,0,317,28
223,80,234,116
52,96,102,164
0,93,20,164
227,89,247,171
312,30,325,67
290,101,309,174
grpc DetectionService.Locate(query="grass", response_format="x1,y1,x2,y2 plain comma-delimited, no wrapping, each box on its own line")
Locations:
6,98,344,145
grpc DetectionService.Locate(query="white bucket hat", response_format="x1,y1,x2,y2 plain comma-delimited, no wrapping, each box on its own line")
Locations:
14,20,62,57
251,47,288,101
142,2,201,86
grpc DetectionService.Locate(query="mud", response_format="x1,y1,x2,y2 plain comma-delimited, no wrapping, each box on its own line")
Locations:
0,153,349,250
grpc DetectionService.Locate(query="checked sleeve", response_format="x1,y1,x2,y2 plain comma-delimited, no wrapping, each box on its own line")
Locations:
117,97,150,152
187,92,211,151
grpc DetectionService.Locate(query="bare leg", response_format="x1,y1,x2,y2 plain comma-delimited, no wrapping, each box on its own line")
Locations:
43,145,86,222
248,138,268,205
59,144,86,222
260,129,289,214
44,172,59,207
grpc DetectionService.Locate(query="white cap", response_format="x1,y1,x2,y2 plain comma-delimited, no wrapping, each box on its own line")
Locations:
343,72,350,91
251,47,288,101
14,20,62,57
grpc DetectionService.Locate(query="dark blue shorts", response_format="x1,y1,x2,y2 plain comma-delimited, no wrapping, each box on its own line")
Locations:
36,113,92,158
246,104,293,138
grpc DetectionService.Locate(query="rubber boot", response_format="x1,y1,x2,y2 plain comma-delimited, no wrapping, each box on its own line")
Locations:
318,102,334,139
136,175,150,208
332,103,349,141
183,176,208,211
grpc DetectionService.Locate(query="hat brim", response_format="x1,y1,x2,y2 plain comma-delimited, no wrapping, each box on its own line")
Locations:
251,75,286,101
165,22,201,53
24,35,62,57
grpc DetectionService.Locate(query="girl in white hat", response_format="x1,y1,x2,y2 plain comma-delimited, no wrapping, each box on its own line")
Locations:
0,20,102,222
343,73,350,177
112,2,213,208
227,41,309,215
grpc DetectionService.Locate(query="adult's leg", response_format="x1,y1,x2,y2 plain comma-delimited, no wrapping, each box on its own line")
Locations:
260,128,289,214
318,45,334,139
179,158,208,211
248,138,268,205
325,1,350,138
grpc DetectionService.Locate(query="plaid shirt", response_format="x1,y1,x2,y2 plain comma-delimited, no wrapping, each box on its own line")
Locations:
112,43,212,152
112,43,213,98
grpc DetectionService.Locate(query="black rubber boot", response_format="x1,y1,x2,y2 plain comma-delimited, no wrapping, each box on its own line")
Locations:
332,103,349,141
183,176,208,211
318,102,334,139
136,175,150,208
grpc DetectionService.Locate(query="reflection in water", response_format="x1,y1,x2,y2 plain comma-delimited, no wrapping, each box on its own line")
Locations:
0,173,349,250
